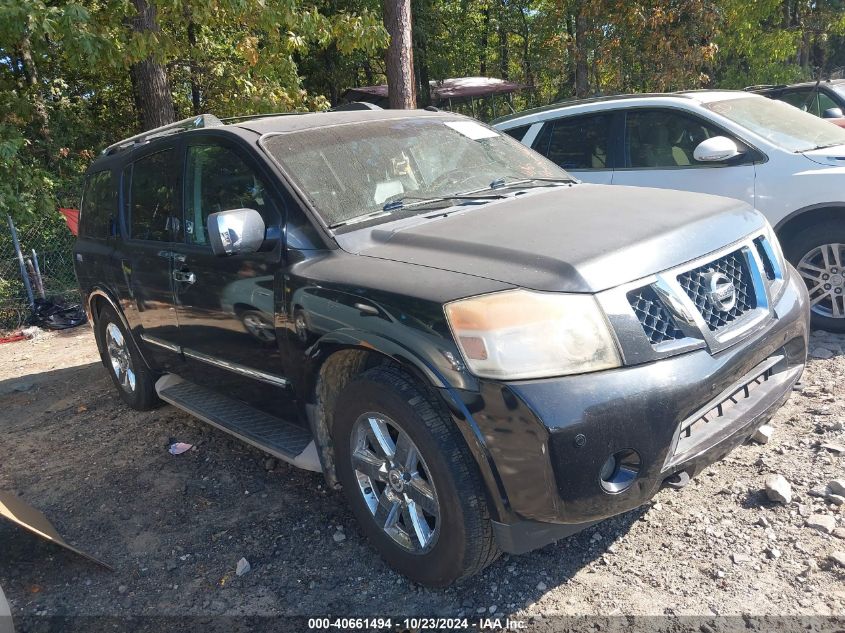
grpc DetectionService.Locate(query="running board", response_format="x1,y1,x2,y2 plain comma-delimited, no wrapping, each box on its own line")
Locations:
155,375,321,472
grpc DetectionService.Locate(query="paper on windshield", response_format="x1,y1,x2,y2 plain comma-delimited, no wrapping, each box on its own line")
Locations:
444,121,500,140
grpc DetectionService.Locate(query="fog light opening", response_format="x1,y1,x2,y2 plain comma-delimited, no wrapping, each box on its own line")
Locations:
599,449,641,494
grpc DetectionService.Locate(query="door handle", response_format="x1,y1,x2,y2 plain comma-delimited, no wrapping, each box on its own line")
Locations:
173,270,196,284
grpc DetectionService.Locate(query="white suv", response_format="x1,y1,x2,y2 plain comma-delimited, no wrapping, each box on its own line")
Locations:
493,91,845,331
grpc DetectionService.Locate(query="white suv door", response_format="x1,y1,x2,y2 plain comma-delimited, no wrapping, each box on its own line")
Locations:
529,111,614,185
610,108,756,206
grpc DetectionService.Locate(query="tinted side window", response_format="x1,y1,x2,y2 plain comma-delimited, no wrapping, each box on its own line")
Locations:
625,110,725,168
778,89,814,114
532,115,611,170
80,170,116,239
184,144,274,246
818,91,840,116
129,149,178,241
502,124,530,141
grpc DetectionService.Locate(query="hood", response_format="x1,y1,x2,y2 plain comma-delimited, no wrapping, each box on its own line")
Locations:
336,184,766,294
802,144,845,167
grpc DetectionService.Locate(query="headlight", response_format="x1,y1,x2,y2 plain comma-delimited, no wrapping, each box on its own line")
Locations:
444,289,621,380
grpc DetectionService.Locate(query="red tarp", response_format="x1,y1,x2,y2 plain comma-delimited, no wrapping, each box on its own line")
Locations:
59,208,79,236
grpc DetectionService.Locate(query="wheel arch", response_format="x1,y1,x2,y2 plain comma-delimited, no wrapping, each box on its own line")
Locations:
774,204,845,249
86,288,153,369
301,333,510,522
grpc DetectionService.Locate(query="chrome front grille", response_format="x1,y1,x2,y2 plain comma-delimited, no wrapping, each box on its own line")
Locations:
602,232,782,362
627,287,684,345
677,249,756,331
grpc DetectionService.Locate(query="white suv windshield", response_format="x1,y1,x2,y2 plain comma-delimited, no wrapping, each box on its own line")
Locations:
707,96,845,152
261,117,569,228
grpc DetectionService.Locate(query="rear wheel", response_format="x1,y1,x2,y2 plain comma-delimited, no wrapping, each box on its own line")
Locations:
333,366,499,586
784,221,845,332
96,305,160,410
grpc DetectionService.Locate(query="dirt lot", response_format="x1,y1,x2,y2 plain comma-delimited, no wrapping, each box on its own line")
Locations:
0,326,843,632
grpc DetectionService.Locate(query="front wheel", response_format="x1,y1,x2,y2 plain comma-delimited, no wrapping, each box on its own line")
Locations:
96,305,161,410
784,221,845,332
333,366,499,586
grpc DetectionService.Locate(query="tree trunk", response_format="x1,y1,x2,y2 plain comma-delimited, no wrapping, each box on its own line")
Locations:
574,1,589,98
498,0,509,79
186,13,201,116
384,0,416,109
19,33,50,145
129,0,176,130
480,5,491,75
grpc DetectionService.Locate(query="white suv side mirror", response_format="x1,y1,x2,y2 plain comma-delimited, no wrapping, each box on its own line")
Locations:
693,136,743,162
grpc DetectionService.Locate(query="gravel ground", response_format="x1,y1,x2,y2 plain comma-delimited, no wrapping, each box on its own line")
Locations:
0,327,843,632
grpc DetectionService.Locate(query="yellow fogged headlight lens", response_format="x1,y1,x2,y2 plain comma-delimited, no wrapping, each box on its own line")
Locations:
444,289,621,380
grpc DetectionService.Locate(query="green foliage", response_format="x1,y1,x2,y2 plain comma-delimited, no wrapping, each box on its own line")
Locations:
2,0,845,234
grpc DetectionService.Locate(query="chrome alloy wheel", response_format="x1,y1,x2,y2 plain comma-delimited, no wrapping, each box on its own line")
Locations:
797,243,845,319
351,413,440,553
105,322,136,393
242,312,275,343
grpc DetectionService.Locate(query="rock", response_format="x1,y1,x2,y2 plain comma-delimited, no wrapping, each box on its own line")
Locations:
828,552,845,568
731,552,752,564
757,516,771,528
118,585,128,594
764,474,792,504
833,528,845,540
264,457,278,471
806,514,836,534
828,494,845,506
821,443,845,454
828,479,845,496
809,485,831,498
165,560,177,572
235,557,251,576
798,504,811,517
332,531,346,543
752,425,774,444
488,605,497,613
536,581,547,591
476,608,486,614
765,547,781,560
810,347,834,359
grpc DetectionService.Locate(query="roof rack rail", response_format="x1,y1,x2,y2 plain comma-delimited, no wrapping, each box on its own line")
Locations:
220,112,306,123
744,84,786,91
102,114,224,155
330,102,383,111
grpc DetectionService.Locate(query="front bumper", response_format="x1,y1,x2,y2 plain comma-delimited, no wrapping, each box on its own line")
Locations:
458,268,809,554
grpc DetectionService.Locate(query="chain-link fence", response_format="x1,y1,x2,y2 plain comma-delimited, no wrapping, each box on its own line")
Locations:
0,214,79,330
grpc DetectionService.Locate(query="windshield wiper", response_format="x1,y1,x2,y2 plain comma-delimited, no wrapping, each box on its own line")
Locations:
382,193,507,211
328,192,506,229
487,176,575,191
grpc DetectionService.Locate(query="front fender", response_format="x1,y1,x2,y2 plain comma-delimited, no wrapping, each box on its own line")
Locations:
302,329,513,522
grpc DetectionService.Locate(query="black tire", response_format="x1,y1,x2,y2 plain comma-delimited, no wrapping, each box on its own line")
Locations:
333,365,499,586
783,221,845,333
96,305,161,410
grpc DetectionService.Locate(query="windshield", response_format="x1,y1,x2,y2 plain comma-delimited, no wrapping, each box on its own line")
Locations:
261,117,570,228
707,96,845,152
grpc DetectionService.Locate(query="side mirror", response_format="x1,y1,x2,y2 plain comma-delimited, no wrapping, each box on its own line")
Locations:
207,208,265,257
823,107,844,119
693,136,743,163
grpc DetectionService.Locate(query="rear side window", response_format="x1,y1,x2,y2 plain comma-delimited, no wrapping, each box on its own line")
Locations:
502,124,530,141
80,170,116,239
128,149,178,241
532,114,612,170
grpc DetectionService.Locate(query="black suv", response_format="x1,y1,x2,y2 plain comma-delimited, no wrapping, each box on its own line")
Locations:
75,109,809,586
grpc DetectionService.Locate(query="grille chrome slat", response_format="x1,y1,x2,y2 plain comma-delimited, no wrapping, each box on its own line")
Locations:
627,286,684,345
676,249,756,331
